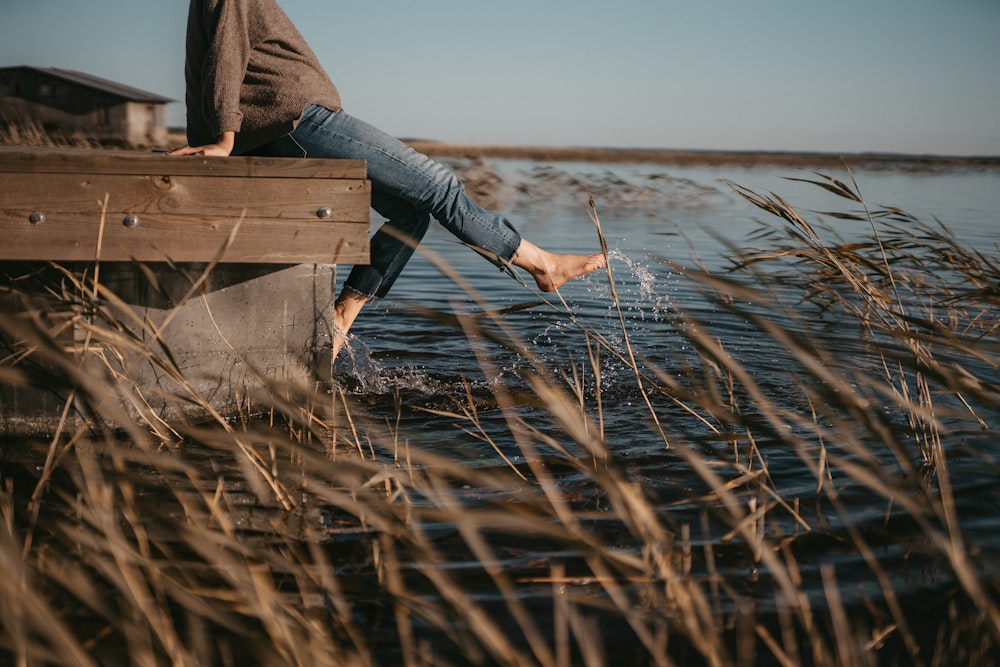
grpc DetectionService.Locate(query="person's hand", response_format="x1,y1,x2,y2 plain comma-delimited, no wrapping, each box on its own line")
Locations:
168,143,230,157
168,131,235,157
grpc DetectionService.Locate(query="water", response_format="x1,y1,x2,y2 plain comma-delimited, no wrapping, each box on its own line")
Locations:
326,158,1000,656
345,159,999,473
342,158,998,415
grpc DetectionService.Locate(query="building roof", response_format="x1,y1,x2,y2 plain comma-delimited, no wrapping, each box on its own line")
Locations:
0,65,173,103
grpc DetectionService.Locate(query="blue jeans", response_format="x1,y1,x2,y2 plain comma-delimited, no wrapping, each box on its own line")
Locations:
255,104,522,298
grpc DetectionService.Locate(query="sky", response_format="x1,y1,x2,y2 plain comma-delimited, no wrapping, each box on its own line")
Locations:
1,0,998,156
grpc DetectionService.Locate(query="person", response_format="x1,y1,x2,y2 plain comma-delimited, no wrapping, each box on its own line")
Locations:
171,0,606,361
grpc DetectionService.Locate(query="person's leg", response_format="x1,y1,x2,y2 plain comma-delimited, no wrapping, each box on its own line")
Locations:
332,190,433,356
290,105,524,265
254,127,435,356
331,287,367,361
268,106,606,296
343,190,433,300
285,105,606,361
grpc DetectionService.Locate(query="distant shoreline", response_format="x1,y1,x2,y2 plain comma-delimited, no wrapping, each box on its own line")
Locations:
175,130,1000,170
403,140,1000,171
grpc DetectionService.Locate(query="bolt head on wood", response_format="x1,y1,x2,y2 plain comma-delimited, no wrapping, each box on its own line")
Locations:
29,211,46,224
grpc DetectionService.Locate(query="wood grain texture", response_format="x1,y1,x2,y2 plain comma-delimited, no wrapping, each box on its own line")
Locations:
0,146,367,179
3,214,370,263
0,148,371,263
1,173,370,219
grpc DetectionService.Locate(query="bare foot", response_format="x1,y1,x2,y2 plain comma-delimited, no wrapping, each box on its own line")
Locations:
512,240,606,292
331,290,368,361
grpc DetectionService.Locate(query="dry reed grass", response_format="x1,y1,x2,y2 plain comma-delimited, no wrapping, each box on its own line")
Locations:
1,172,998,666
0,117,104,149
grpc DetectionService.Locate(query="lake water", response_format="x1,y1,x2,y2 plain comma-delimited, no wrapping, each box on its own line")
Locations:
340,158,998,421
322,157,1000,661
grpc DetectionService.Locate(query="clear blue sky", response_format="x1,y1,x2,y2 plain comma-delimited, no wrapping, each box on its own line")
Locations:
2,0,998,156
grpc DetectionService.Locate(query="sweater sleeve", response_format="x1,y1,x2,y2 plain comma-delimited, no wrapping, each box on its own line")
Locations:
199,0,250,138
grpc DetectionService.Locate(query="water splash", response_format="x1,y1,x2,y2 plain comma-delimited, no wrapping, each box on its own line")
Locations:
327,248,685,405
333,335,389,394
604,248,677,321
332,333,496,400
509,247,690,405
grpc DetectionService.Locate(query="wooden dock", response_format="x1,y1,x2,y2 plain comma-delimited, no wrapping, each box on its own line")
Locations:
0,146,370,264
0,147,371,435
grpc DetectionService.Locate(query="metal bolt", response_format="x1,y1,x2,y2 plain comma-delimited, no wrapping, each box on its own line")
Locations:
123,214,140,228
316,206,333,220
29,211,45,224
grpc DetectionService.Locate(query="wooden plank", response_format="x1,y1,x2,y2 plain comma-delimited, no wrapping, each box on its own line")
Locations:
0,173,370,220
2,214,370,263
0,146,367,179
0,147,372,263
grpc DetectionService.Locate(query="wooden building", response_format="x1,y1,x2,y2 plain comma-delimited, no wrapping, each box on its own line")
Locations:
0,65,173,146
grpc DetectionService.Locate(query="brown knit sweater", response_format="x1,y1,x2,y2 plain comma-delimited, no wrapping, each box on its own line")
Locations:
184,0,342,155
